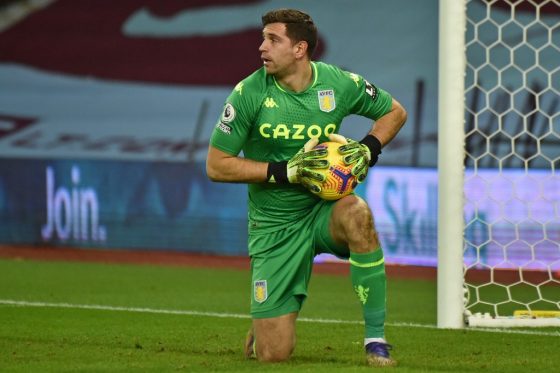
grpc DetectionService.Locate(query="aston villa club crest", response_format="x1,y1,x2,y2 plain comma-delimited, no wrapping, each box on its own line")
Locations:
318,89,336,112
254,280,268,303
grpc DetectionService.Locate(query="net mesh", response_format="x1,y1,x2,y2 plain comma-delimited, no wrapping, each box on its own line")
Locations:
463,0,560,319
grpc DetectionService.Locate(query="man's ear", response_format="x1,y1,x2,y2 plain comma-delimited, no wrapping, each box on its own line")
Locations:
295,41,308,58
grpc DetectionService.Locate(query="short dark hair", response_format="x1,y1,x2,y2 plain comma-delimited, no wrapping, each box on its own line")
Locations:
262,9,318,58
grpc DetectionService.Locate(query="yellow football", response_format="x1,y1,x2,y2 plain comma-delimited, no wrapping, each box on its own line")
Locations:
312,141,358,200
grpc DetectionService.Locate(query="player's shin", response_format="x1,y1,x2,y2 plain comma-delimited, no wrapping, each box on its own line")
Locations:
349,248,387,341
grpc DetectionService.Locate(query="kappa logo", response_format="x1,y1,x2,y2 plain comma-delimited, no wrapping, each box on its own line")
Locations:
318,89,336,112
254,280,268,303
263,97,279,108
349,73,361,86
234,82,244,95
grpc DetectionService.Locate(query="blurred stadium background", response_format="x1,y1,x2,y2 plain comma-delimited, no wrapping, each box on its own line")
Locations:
0,0,441,260
0,0,438,258
0,0,558,323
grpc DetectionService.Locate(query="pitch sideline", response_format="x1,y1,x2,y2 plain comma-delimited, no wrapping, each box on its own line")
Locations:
0,299,558,337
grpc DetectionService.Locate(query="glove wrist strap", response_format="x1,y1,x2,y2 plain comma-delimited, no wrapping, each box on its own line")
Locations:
267,161,289,183
360,134,382,167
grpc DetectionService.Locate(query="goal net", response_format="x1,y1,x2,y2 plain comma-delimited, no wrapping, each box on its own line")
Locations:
438,0,560,328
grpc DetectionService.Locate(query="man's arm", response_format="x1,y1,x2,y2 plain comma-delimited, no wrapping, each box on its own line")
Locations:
331,97,407,179
206,145,268,183
369,98,407,147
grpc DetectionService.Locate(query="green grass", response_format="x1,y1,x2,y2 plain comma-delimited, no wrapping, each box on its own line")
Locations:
0,258,558,372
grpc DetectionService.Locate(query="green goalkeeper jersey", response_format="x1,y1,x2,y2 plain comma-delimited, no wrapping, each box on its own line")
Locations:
210,61,392,236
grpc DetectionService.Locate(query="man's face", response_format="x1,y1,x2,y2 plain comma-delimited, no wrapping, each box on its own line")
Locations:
259,23,298,76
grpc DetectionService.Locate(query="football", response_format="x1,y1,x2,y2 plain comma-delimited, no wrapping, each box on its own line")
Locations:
312,141,358,200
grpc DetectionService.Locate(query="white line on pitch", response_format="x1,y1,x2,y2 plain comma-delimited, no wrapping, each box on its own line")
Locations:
1,299,558,337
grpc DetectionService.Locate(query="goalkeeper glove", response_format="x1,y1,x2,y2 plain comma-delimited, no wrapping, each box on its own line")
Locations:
328,133,382,183
267,138,329,194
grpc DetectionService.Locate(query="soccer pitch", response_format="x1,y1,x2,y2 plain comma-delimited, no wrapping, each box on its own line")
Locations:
0,258,558,372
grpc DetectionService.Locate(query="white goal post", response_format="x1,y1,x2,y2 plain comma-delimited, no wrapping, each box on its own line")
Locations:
437,0,467,329
438,0,560,328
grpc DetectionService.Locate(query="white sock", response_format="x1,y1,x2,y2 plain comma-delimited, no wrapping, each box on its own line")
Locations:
364,337,386,346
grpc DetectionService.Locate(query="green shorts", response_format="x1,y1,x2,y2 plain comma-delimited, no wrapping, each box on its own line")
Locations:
248,199,349,318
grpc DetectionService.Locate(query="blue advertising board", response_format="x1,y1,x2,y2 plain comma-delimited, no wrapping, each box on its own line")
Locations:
0,159,247,255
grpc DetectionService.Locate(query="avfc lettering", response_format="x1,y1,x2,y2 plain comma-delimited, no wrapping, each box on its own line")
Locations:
318,90,336,112
254,280,267,303
259,123,337,139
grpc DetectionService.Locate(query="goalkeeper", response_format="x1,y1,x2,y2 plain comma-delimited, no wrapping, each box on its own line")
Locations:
206,8,407,367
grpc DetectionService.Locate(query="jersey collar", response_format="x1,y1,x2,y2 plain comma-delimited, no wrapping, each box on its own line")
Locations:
273,62,318,94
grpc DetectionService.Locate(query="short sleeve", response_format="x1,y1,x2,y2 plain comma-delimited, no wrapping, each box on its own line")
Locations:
210,81,257,156
344,71,393,120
